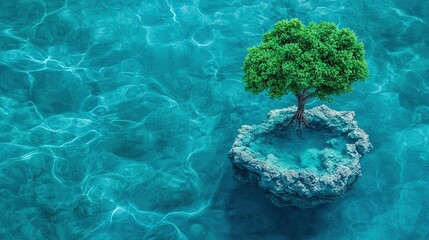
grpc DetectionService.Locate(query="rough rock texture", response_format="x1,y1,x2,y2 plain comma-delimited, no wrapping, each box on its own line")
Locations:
227,105,372,208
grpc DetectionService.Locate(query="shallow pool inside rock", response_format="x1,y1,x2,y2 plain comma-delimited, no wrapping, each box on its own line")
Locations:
250,128,352,171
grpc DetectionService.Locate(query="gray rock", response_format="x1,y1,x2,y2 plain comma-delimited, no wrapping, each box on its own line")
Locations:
227,105,372,208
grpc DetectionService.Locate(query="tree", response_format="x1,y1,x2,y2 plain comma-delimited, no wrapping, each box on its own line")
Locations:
242,18,369,128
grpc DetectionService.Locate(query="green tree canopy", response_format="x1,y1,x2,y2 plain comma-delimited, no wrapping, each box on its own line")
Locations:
242,18,369,127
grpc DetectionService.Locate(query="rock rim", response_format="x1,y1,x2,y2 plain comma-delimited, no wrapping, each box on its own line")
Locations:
228,105,372,208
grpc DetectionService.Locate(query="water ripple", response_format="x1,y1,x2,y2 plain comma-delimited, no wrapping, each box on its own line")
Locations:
0,0,429,239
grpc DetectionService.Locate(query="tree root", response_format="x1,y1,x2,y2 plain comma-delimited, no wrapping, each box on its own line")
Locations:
286,110,310,130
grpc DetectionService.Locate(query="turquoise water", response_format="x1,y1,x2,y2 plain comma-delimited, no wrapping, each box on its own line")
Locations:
0,0,428,239
251,129,348,171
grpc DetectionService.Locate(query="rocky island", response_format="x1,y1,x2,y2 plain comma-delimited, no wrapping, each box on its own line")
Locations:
228,105,372,208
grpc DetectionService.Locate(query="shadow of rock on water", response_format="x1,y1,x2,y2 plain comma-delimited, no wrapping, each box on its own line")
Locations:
225,182,330,240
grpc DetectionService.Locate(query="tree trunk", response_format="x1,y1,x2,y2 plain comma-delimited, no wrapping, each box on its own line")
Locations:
286,93,309,129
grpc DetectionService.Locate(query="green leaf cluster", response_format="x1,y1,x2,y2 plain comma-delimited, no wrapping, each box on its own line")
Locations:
243,18,369,101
